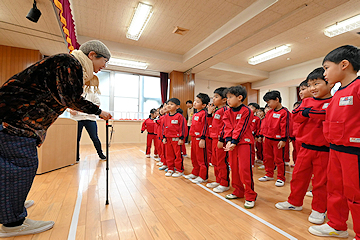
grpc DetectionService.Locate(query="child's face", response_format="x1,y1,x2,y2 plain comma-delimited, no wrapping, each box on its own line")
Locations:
323,61,343,86
155,110,160,117
226,93,242,108
212,93,225,107
264,107,270,114
257,110,264,119
299,85,312,99
193,97,205,110
186,102,193,108
248,105,257,114
167,101,179,113
266,99,279,110
308,78,333,99
293,103,300,110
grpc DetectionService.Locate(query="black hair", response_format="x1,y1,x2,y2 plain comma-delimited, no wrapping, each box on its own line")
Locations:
196,93,210,105
186,100,193,104
323,45,360,71
293,101,301,107
168,98,180,105
176,108,184,115
299,79,308,88
224,86,247,101
258,107,265,112
263,90,282,103
248,103,260,109
265,104,270,108
307,67,326,82
149,108,156,118
213,87,227,98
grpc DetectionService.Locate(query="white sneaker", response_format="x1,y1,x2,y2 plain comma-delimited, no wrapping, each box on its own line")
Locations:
258,165,265,170
172,171,184,177
145,154,150,158
159,165,167,170
24,200,34,209
306,191,313,197
308,223,348,238
213,185,230,193
244,200,255,209
275,179,285,187
209,163,213,167
206,182,220,188
191,177,207,184
0,219,54,237
165,170,174,177
225,194,239,199
275,201,302,210
258,176,274,181
285,162,290,166
156,162,163,166
154,154,159,158
308,210,326,224
184,174,197,179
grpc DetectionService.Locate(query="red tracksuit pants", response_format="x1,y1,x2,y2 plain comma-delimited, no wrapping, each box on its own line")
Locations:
160,141,166,165
146,134,158,155
155,137,162,158
287,146,328,213
181,144,187,156
211,138,230,187
256,141,263,161
284,139,290,163
165,138,184,172
263,138,286,181
206,138,212,164
291,139,301,164
326,149,360,239
190,137,208,180
229,144,257,201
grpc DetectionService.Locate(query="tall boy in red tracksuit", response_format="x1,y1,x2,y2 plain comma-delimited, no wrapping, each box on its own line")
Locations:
141,109,158,157
259,90,292,187
162,98,187,177
276,67,333,225
248,103,261,165
206,87,230,193
223,85,257,209
309,45,360,239
185,93,210,184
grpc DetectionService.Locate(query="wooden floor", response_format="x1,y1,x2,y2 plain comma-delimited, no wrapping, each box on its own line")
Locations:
5,143,355,240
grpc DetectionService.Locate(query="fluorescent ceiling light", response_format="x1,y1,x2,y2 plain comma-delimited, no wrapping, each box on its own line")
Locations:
126,2,153,41
108,58,148,69
248,45,291,65
324,14,360,38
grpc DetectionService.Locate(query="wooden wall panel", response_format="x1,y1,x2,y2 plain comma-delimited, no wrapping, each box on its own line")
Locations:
0,45,42,86
241,82,259,105
169,71,195,119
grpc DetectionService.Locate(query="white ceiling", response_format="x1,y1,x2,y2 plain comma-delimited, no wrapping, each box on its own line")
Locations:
0,0,359,84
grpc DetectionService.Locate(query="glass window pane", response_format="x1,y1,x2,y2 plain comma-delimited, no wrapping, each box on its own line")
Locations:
143,76,161,98
143,99,161,118
114,97,139,120
114,73,139,97
98,96,110,111
96,71,110,96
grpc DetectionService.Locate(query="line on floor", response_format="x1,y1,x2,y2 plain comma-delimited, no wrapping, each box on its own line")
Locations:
197,183,298,240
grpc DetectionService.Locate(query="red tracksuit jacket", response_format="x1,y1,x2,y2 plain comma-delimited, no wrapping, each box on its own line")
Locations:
260,107,292,141
209,106,228,142
189,109,208,139
292,97,332,147
141,118,155,133
223,104,254,145
250,114,261,137
323,77,360,150
163,112,187,139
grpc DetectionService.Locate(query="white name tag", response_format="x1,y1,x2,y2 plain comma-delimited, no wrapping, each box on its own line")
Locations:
214,114,221,119
276,135,281,138
236,114,242,120
252,119,256,123
171,120,178,124
339,96,353,106
350,138,360,143
245,138,250,142
322,103,329,109
194,116,199,121
273,113,280,118
195,132,200,136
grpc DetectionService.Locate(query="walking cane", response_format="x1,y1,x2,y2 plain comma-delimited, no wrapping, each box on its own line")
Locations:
105,120,110,205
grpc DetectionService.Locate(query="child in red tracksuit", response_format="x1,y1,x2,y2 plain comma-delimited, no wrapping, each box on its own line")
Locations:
206,87,230,193
276,67,333,225
309,45,360,239
223,85,257,209
248,103,261,166
256,108,265,163
162,98,187,177
157,103,169,170
259,90,292,187
185,93,211,183
141,109,158,157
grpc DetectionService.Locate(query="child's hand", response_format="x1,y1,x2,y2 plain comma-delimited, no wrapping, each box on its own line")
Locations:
217,141,224,149
224,142,236,151
278,140,286,149
178,139,184,145
199,139,205,148
162,138,167,144
257,137,263,143
207,103,216,114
